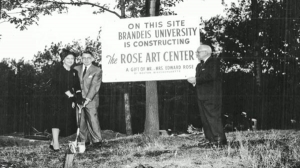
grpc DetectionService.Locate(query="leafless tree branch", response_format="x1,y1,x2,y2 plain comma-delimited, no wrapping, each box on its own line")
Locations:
42,1,121,18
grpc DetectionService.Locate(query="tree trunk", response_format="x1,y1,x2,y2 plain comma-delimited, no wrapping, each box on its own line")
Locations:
110,85,116,130
144,0,160,138
281,0,289,129
144,80,159,138
124,92,132,135
251,0,264,127
0,0,2,19
120,0,133,135
120,0,125,17
251,0,261,87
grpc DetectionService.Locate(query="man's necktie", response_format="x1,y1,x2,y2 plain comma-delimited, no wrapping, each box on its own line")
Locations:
82,66,87,78
200,60,204,66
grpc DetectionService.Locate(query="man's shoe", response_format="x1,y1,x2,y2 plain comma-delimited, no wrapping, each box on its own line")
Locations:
217,140,228,147
85,142,92,146
197,139,211,147
92,141,102,147
210,140,228,149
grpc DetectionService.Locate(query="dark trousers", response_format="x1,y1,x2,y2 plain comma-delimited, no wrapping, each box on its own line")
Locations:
197,98,226,143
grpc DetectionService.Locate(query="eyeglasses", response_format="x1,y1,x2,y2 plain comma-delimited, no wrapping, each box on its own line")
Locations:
196,50,206,54
82,57,93,60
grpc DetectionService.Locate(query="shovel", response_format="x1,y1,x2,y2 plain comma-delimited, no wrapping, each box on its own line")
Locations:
68,104,86,154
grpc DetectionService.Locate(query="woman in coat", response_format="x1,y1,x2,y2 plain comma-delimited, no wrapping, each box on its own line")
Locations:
50,49,83,151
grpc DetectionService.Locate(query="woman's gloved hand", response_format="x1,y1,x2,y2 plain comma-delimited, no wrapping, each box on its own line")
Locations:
75,92,85,106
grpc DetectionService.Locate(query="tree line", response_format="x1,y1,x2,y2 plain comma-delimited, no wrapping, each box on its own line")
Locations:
1,0,300,136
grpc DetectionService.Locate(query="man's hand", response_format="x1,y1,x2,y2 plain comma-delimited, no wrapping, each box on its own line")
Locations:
83,98,91,107
187,77,196,85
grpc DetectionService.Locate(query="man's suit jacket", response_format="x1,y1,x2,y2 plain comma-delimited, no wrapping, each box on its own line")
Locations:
195,56,222,101
74,64,102,108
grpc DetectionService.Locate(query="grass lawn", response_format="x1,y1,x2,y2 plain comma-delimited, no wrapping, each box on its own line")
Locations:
0,130,300,168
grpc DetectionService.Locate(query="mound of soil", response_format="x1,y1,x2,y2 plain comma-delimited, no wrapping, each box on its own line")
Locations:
0,130,126,147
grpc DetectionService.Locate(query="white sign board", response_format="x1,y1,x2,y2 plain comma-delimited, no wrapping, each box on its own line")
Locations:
102,15,200,82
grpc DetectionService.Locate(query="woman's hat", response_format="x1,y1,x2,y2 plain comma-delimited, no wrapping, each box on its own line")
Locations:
60,49,76,61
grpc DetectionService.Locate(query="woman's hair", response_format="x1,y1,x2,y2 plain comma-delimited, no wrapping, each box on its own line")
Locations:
60,49,76,62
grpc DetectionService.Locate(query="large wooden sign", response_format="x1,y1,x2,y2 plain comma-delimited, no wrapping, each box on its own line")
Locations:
102,15,200,82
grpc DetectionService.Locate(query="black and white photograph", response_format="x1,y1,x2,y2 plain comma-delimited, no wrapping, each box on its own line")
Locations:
1,0,300,167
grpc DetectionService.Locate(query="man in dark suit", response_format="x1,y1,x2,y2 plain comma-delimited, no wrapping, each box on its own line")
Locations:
187,44,227,147
74,51,102,146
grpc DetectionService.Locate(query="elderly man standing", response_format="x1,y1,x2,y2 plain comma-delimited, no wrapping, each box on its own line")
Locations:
74,51,102,146
187,44,227,147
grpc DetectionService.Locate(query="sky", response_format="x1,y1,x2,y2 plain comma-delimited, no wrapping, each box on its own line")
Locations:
0,0,237,61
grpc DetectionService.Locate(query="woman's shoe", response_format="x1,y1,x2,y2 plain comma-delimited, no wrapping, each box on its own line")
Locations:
49,145,60,152
53,149,60,152
49,145,54,150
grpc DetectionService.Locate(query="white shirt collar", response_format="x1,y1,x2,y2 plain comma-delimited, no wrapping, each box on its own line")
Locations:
83,64,92,70
203,56,210,63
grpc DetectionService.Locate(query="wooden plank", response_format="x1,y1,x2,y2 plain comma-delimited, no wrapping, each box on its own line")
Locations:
64,152,75,168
